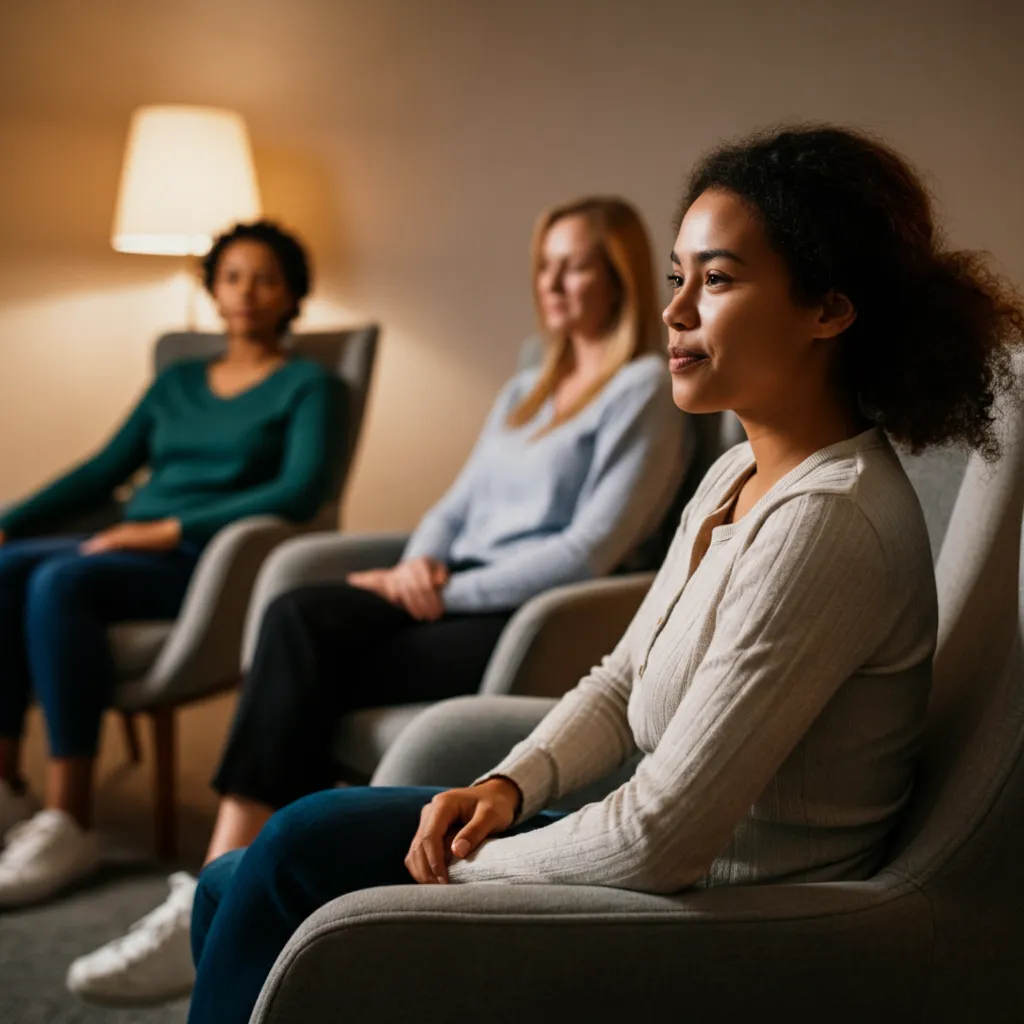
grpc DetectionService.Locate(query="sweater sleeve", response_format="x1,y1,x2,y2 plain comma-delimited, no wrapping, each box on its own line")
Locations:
0,386,153,538
401,376,527,564
449,494,892,893
174,375,346,544
440,369,684,613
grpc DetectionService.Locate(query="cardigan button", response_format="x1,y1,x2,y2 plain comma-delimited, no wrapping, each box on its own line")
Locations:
638,664,646,678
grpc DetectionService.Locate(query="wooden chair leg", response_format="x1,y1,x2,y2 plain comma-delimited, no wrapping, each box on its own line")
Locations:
151,707,178,861
121,711,142,764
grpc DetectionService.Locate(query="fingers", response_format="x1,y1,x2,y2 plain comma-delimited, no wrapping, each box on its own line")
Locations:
405,793,468,884
429,560,450,588
450,803,497,860
420,795,462,883
392,561,446,622
404,836,436,885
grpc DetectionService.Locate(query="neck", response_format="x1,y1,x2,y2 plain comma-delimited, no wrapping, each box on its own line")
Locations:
736,387,868,491
566,331,609,379
224,332,283,365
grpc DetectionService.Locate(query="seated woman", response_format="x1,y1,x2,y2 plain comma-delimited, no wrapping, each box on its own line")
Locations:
66,196,686,1004
0,220,345,907
181,126,1023,1024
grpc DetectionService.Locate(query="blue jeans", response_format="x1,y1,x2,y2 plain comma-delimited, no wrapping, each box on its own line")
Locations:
0,536,199,757
188,786,565,1024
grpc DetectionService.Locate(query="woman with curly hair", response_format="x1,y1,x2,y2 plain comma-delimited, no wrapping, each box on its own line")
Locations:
186,126,1023,1024
0,221,345,907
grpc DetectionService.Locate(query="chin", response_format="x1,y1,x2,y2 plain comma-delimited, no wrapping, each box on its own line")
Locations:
670,377,722,415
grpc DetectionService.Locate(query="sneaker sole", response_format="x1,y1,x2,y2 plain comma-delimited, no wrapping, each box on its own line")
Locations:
68,981,194,1008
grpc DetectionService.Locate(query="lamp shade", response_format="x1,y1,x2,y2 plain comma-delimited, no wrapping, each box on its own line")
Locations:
111,105,261,256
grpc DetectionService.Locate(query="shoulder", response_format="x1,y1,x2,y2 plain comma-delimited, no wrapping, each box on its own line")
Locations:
279,358,346,402
603,352,670,400
280,356,333,385
591,354,675,432
783,431,923,523
756,433,931,573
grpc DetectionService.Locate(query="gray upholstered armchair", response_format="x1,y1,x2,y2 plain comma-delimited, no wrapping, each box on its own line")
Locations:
7,327,379,857
246,393,1024,1022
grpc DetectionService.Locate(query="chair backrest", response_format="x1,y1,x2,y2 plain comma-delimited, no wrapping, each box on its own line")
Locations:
154,327,380,523
882,379,1024,887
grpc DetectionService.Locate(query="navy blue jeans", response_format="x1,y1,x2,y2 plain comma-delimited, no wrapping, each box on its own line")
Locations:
188,786,564,1024
0,536,199,757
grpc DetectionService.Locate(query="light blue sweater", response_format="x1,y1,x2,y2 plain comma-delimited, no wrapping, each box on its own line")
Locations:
403,353,687,613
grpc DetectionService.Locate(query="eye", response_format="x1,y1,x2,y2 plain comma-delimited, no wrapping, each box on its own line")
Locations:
666,273,683,290
706,271,731,287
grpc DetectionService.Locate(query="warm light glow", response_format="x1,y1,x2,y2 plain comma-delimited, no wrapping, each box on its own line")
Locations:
111,105,261,257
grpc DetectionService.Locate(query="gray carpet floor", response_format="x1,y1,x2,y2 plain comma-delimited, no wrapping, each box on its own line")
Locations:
0,863,193,1023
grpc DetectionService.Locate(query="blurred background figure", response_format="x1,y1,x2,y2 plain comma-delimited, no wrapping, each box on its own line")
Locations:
0,221,346,909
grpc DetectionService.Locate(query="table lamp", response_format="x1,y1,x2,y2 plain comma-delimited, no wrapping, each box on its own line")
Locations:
111,104,262,324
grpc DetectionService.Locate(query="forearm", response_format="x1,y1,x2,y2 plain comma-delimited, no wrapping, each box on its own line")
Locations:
0,460,126,537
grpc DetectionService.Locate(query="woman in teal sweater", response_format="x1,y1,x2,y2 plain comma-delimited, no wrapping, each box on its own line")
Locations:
0,221,345,907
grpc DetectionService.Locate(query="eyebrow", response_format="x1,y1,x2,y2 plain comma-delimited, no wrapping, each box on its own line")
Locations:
670,249,747,266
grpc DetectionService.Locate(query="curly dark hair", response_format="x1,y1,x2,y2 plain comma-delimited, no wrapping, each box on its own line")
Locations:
202,220,312,333
679,125,1024,458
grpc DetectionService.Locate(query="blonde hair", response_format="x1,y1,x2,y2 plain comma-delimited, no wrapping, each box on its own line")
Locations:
508,196,662,432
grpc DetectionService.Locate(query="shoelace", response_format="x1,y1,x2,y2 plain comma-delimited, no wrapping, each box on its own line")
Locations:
103,877,194,965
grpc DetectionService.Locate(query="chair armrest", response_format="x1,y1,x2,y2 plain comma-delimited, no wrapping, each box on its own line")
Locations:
478,572,654,697
241,531,409,668
114,516,304,710
370,694,557,787
252,879,930,1024
370,693,641,809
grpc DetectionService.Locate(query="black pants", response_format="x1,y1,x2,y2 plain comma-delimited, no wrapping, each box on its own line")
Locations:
212,583,512,809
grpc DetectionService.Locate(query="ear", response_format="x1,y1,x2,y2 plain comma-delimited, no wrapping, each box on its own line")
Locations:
814,289,857,340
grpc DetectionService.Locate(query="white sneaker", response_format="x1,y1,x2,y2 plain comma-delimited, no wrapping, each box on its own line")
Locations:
0,779,38,842
67,872,197,1006
0,809,101,907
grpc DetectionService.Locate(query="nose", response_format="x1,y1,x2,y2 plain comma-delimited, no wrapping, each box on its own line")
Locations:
662,287,698,332
539,265,564,295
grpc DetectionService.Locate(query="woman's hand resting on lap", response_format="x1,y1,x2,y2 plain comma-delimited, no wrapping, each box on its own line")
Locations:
405,777,522,884
347,556,449,622
80,518,182,555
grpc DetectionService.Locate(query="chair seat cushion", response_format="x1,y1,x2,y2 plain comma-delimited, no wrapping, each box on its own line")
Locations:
333,704,433,780
107,621,174,682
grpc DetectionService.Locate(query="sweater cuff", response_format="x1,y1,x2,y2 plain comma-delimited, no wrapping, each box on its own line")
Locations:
475,744,556,824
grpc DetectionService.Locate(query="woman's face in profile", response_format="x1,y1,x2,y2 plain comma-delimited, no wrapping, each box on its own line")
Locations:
212,240,296,339
663,189,828,417
536,215,618,341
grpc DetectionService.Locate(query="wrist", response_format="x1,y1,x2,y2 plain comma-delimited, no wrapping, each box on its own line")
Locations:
161,518,183,542
477,776,523,820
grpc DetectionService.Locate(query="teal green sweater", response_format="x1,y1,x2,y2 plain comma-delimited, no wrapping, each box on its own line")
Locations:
0,358,347,544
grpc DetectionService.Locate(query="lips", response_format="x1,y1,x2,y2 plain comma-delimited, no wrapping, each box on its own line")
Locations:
668,346,709,373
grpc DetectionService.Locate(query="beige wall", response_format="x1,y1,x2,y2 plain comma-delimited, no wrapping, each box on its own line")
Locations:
1,0,1021,531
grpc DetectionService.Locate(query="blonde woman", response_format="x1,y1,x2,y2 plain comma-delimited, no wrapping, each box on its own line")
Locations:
68,197,686,1005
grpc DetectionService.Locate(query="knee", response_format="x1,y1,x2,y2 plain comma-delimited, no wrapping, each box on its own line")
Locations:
25,556,89,616
254,587,318,648
193,849,246,964
249,791,341,869
196,848,247,907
